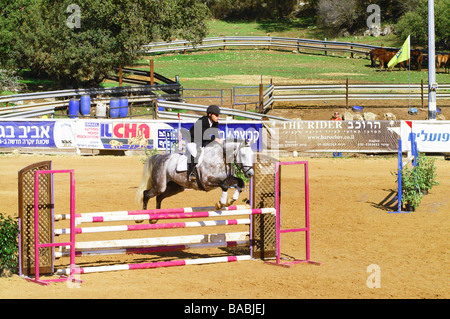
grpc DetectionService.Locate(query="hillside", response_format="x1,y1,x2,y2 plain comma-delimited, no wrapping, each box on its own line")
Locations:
122,20,449,121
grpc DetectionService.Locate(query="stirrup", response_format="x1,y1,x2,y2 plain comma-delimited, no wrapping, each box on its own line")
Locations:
189,172,196,181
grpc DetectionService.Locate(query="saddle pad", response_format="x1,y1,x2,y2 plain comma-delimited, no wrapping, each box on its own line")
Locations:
176,148,204,172
176,155,188,172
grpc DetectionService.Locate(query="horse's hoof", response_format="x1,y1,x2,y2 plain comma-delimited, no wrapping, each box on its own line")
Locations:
226,199,236,207
135,220,144,224
215,201,223,210
149,219,158,224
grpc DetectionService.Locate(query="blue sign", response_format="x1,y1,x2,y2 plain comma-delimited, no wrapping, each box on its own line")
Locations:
0,121,56,148
162,122,263,151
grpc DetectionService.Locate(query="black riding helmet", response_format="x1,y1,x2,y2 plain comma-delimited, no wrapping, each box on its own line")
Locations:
206,104,220,115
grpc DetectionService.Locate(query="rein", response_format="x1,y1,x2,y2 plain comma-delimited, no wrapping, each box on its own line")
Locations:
230,143,253,177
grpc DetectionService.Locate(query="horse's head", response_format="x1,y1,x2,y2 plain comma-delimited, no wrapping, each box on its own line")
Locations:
234,139,254,178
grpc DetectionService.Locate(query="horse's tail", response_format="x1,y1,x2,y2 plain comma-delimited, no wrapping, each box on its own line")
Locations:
135,155,157,205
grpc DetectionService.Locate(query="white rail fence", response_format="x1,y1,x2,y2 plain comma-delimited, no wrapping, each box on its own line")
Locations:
156,100,291,121
261,83,450,111
0,84,181,118
141,36,388,56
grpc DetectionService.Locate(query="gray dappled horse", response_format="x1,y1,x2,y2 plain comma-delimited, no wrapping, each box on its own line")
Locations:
136,139,255,212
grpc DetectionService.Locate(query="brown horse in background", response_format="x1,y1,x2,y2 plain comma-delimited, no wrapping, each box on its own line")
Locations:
436,54,450,73
411,49,424,71
369,48,424,71
368,48,390,67
377,51,397,71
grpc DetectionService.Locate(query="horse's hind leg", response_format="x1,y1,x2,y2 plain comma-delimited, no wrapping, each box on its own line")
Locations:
148,182,184,223
155,182,185,209
143,188,158,210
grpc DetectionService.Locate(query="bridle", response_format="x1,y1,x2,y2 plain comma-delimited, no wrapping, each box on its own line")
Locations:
233,144,253,176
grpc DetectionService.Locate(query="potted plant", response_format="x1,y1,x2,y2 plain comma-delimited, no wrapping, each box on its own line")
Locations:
400,166,422,211
415,154,439,194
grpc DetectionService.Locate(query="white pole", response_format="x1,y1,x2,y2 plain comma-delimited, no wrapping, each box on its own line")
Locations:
428,0,437,120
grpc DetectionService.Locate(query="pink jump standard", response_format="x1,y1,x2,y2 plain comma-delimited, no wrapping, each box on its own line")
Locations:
25,169,82,286
266,161,321,267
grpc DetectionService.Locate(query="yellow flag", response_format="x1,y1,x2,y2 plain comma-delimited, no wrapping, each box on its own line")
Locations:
388,35,410,68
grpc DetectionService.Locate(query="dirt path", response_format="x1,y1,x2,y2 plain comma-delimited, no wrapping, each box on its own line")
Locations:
0,153,448,299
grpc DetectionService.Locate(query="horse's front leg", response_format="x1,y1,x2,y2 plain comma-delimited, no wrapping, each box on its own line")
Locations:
215,177,245,209
227,177,245,206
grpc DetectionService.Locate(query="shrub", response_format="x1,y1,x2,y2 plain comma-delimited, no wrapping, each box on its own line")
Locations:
415,154,439,193
400,166,422,210
0,69,23,93
316,0,362,36
395,152,440,211
0,213,20,276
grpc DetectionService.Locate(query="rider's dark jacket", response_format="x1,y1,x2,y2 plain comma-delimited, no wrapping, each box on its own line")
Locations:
189,116,220,148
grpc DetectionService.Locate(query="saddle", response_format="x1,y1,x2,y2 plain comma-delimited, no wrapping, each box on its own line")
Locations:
176,148,205,172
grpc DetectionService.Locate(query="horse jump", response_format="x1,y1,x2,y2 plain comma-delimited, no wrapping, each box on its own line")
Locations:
19,159,319,285
21,168,275,284
52,205,274,278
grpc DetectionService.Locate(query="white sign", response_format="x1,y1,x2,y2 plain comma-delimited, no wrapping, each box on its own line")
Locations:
401,120,450,153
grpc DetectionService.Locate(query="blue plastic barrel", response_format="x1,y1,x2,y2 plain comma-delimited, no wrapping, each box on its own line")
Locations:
80,95,91,116
109,98,120,118
157,98,165,112
68,99,79,118
408,107,418,115
119,98,129,117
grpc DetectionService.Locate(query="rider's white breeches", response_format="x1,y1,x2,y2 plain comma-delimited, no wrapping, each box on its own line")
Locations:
186,142,197,157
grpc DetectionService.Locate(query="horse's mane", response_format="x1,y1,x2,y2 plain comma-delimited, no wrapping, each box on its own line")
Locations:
206,138,247,149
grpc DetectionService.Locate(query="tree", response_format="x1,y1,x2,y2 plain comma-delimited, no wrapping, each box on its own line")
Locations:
314,0,428,36
0,0,210,87
207,0,297,20
395,0,449,49
316,0,363,35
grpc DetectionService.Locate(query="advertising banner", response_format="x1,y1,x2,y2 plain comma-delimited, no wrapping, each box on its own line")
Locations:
163,122,263,152
2,119,448,154
0,119,263,152
401,120,450,153
263,120,401,152
0,121,56,148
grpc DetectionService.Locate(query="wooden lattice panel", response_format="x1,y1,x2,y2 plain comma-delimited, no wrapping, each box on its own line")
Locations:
251,155,277,259
18,161,53,276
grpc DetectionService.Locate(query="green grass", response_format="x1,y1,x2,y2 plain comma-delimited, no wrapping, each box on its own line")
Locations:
137,49,448,89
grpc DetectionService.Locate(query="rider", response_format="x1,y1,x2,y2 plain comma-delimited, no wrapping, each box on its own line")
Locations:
187,105,223,181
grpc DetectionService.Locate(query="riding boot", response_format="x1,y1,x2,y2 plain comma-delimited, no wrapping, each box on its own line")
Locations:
188,155,197,181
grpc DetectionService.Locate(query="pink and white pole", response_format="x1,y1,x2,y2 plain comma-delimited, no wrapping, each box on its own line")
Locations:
71,207,272,224
55,218,251,235
54,205,250,221
58,255,251,275
55,240,249,258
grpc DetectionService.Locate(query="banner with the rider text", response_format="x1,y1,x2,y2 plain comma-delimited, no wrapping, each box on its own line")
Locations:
263,120,401,152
